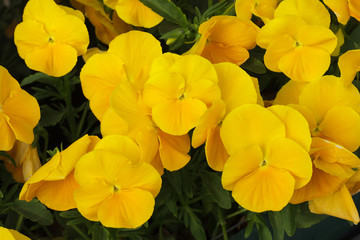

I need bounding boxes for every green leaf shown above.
[21,72,53,87]
[201,172,232,209]
[185,208,206,240]
[282,205,296,237]
[0,151,16,167]
[39,105,66,127]
[91,224,110,240]
[0,190,3,199]
[294,203,327,229]
[138,0,188,27]
[59,209,82,219]
[268,211,284,240]
[241,57,267,74]
[256,223,273,240]
[245,220,255,238]
[11,199,53,225]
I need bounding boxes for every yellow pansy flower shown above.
[235,0,280,23]
[257,16,337,82]
[290,76,360,151]
[324,0,360,25]
[102,79,190,172]
[74,135,162,228]
[0,140,41,183]
[103,0,163,28]
[19,135,99,211]
[0,66,40,151]
[186,16,259,66]
[192,62,258,171]
[143,54,221,135]
[221,104,312,212]
[80,30,162,120]
[14,0,89,77]
[0,227,30,240]
[291,137,360,204]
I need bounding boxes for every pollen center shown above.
[48,36,54,43]
[295,41,301,47]
[179,94,185,100]
[113,185,120,192]
[261,159,267,167]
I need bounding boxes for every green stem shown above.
[208,0,213,7]
[72,225,91,240]
[63,77,77,142]
[218,208,228,240]
[15,214,24,231]
[76,104,88,138]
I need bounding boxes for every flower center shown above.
[48,36,54,43]
[179,93,185,100]
[113,185,120,192]
[260,159,267,167]
[295,41,301,47]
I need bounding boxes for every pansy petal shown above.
[100,108,128,137]
[274,0,331,27]
[232,166,295,212]
[152,98,207,136]
[80,52,126,120]
[290,166,345,204]
[205,125,229,171]
[319,106,360,152]
[214,62,257,113]
[220,104,285,154]
[98,188,155,228]
[74,180,113,221]
[324,0,350,25]
[23,0,66,23]
[36,171,79,211]
[273,80,308,105]
[94,135,141,163]
[158,130,190,171]
[222,144,263,190]
[264,34,295,72]
[309,185,360,224]
[268,105,311,151]
[3,90,40,144]
[0,114,16,151]
[266,138,312,189]
[339,49,360,86]
[297,25,337,53]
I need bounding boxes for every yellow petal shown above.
[309,185,360,224]
[201,43,250,66]
[0,114,16,151]
[339,49,360,86]
[100,108,128,137]
[25,42,78,77]
[205,125,229,171]
[268,105,311,151]
[108,0,163,28]
[274,0,331,27]
[232,166,295,212]
[74,180,113,221]
[235,0,253,20]
[349,0,360,21]
[323,0,350,25]
[278,45,331,82]
[35,171,79,211]
[220,104,285,154]
[108,31,162,89]
[98,189,155,228]
[319,106,360,152]
[214,62,257,113]
[157,130,190,171]
[134,129,159,165]
[0,227,30,240]
[80,52,126,120]
[23,0,66,23]
[192,100,225,148]
[48,14,89,55]
[290,165,345,204]
[256,16,305,49]
[14,20,49,60]
[3,89,40,144]
[152,98,207,136]
[222,144,263,190]
[251,77,264,106]
[266,137,312,189]
[297,25,337,53]
[94,135,141,163]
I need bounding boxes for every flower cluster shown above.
[2,0,360,238]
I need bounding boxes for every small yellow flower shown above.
[339,49,360,86]
[74,135,162,228]
[143,53,221,135]
[0,66,40,151]
[19,135,99,211]
[221,104,312,212]
[14,0,89,77]
[186,16,259,66]
[0,227,30,240]
[0,140,41,183]
[103,0,163,28]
